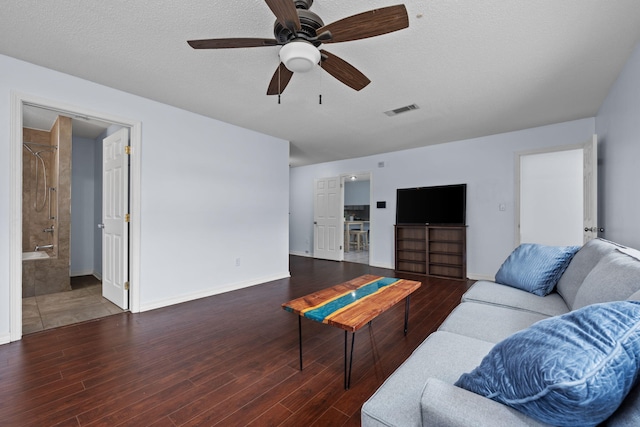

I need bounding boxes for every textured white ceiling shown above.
[3,1,640,166]
[22,105,110,140]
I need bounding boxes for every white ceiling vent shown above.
[384,104,419,117]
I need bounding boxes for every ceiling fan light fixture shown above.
[279,41,320,73]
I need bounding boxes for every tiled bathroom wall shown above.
[22,116,73,297]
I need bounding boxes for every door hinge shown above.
[125,146,131,155]
[124,281,130,290]
[125,213,130,223]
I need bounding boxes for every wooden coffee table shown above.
[282,274,421,389]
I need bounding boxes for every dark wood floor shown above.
[0,256,472,427]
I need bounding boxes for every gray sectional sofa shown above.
[362,238,640,426]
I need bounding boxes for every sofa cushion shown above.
[629,289,640,302]
[438,302,549,343]
[455,301,640,427]
[361,331,495,427]
[572,249,640,310]
[462,281,570,317]
[421,378,551,427]
[495,243,580,296]
[605,382,640,426]
[556,238,620,308]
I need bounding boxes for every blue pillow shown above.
[495,243,580,296]
[455,301,640,427]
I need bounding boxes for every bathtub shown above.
[22,251,50,261]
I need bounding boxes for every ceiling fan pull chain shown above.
[278,63,282,104]
[319,58,323,105]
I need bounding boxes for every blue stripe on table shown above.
[303,277,400,323]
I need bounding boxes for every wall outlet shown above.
[499,203,506,212]
[235,258,241,266]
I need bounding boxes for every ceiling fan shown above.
[188,0,409,95]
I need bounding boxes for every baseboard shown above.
[70,271,102,281]
[0,333,11,346]
[70,269,95,277]
[290,253,393,269]
[467,273,494,281]
[139,271,291,313]
[370,261,394,270]
[289,250,312,257]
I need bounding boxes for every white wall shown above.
[596,41,640,249]
[71,136,96,276]
[290,118,595,278]
[0,54,290,342]
[345,180,370,205]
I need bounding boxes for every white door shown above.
[313,176,343,261]
[102,128,129,309]
[583,134,599,242]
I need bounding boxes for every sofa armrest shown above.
[420,378,551,427]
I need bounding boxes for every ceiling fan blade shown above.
[265,0,301,32]
[320,49,370,91]
[267,63,295,95]
[188,38,279,49]
[317,5,409,44]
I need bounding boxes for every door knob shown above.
[98,223,104,229]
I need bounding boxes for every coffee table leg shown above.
[344,331,356,390]
[404,295,411,335]
[298,316,303,371]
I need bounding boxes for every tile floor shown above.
[344,248,369,264]
[22,275,124,335]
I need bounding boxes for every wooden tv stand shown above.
[394,225,467,280]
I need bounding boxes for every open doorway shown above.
[343,173,371,265]
[21,106,127,333]
[516,135,598,247]
[9,93,142,342]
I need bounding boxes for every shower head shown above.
[22,143,36,156]
[23,141,57,153]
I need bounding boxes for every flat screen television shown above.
[396,184,466,225]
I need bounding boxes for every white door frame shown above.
[9,91,142,342]
[514,142,588,247]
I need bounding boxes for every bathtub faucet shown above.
[34,244,54,251]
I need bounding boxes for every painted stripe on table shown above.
[301,277,401,323]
